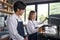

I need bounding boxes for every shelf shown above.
[0,1,13,8]
[0,9,13,14]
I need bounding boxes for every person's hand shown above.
[24,36,28,40]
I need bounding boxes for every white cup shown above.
[45,27,49,31]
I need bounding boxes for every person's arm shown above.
[7,18,24,40]
[35,21,44,28]
[24,26,28,40]
[36,21,42,25]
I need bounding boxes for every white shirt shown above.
[27,20,41,34]
[7,14,24,40]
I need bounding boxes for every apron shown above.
[17,20,25,38]
[28,32,37,40]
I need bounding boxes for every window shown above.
[26,5,35,21]
[37,4,48,23]
[50,3,60,15]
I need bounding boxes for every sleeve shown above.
[7,18,24,40]
[27,21,38,33]
[36,21,42,25]
[36,21,44,28]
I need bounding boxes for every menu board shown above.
[0,17,4,27]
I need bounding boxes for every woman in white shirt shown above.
[27,11,39,40]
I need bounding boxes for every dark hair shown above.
[13,1,26,12]
[28,11,36,20]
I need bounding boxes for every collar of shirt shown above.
[13,14,22,21]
